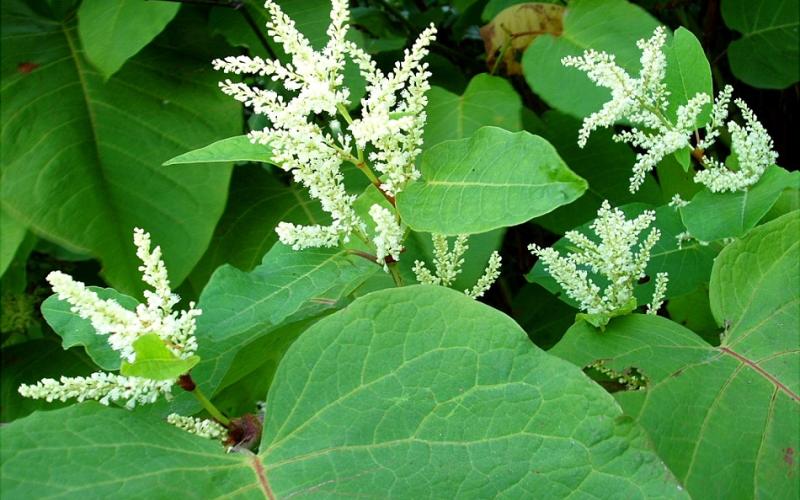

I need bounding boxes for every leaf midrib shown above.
[61,22,131,277]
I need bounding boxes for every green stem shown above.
[191,386,231,427]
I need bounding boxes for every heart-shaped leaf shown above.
[680,166,799,241]
[1,286,689,497]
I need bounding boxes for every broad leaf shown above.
[255,285,686,497]
[397,127,587,235]
[120,334,199,381]
[77,0,179,79]
[0,287,691,496]
[193,244,377,395]
[164,136,274,165]
[424,73,522,147]
[522,0,660,117]
[41,287,139,371]
[551,211,799,498]
[680,166,798,241]
[529,204,718,303]
[0,403,258,497]
[1,5,240,293]
[722,0,799,89]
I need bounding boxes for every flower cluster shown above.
[18,229,200,409]
[413,234,502,299]
[369,204,404,267]
[529,201,667,327]
[647,272,669,315]
[167,413,226,441]
[563,27,777,194]
[693,96,778,192]
[213,0,435,258]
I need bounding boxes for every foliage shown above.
[1,0,797,498]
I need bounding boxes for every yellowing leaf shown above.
[480,2,564,74]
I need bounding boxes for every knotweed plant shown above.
[18,229,199,409]
[563,27,778,193]
[18,229,233,442]
[213,0,436,282]
[413,234,502,299]
[529,201,668,328]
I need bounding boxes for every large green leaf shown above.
[77,0,179,79]
[680,166,799,241]
[185,167,326,293]
[522,0,660,118]
[0,287,690,496]
[0,403,258,497]
[41,287,139,371]
[164,136,274,166]
[551,211,800,498]
[1,4,240,293]
[722,0,799,89]
[424,73,522,147]
[397,127,587,235]
[255,285,685,497]
[193,244,377,396]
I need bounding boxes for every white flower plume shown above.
[563,27,777,194]
[18,229,200,409]
[213,0,436,252]
[529,201,667,325]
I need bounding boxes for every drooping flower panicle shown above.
[213,0,436,256]
[563,27,778,194]
[18,229,200,409]
[529,201,667,326]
